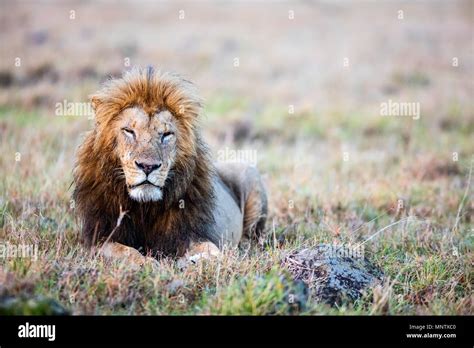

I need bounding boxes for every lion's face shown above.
[115,106,178,202]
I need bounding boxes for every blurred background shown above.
[1,1,472,110]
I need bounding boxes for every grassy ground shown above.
[0,1,473,315]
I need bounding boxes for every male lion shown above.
[73,67,267,267]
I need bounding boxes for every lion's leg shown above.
[100,242,158,269]
[242,166,268,242]
[216,163,268,245]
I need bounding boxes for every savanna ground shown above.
[0,1,472,315]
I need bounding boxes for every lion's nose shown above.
[135,160,162,175]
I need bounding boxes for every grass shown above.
[0,99,472,315]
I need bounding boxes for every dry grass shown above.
[0,1,473,315]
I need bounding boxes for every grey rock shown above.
[284,244,383,305]
[0,295,70,315]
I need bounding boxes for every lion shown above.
[73,67,267,267]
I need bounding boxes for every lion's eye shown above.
[161,132,174,144]
[122,127,135,139]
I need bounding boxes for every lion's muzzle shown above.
[126,159,168,202]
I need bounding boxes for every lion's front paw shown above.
[177,241,221,269]
[100,242,158,270]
